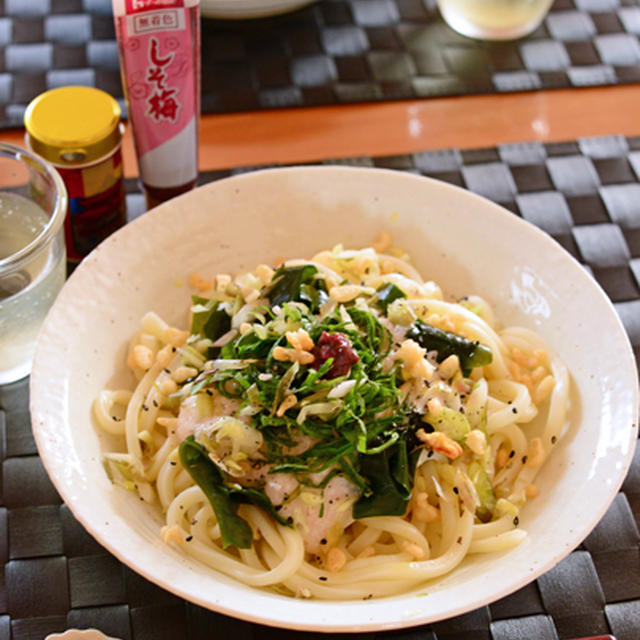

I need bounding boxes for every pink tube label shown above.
[113,0,200,188]
[125,0,184,13]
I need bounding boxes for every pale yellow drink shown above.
[437,0,554,39]
[0,192,66,383]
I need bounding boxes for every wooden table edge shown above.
[1,85,639,177]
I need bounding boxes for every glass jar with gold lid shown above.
[24,86,127,261]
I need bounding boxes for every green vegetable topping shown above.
[428,407,471,444]
[374,282,407,311]
[467,460,496,523]
[405,319,492,375]
[353,437,418,518]
[158,259,504,545]
[264,264,327,311]
[179,436,289,549]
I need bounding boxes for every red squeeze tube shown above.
[112,0,200,209]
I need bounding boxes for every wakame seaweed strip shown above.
[352,441,414,518]
[179,438,291,550]
[406,319,492,375]
[190,297,231,357]
[391,434,419,495]
[374,282,407,311]
[226,485,291,528]
[299,281,329,313]
[264,264,319,307]
[203,307,231,343]
[179,437,254,549]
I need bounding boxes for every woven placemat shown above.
[2,134,640,640]
[1,0,640,127]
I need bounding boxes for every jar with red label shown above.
[24,87,127,262]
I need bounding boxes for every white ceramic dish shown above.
[201,0,317,19]
[46,630,120,640]
[30,166,638,632]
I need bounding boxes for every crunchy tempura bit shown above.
[326,547,347,572]
[370,230,393,253]
[161,524,184,546]
[416,429,463,459]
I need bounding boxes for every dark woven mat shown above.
[2,0,640,127]
[2,134,640,640]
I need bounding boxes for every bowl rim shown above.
[30,165,639,632]
[200,0,317,19]
[0,141,68,275]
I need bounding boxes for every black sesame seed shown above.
[170,461,177,466]
[513,516,519,526]
[186,535,193,542]
[152,399,158,407]
[142,404,149,411]
[453,486,459,494]
[521,456,528,464]
[320,538,327,545]
[509,450,515,458]
[551,435,557,444]
[319,576,328,582]
[512,407,518,414]
[164,368,171,374]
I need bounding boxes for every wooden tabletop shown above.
[1,84,639,175]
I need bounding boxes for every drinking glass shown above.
[0,143,67,384]
[437,0,554,40]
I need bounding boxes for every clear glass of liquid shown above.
[0,143,67,384]
[437,0,554,40]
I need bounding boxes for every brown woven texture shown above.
[2,0,640,127]
[2,134,640,639]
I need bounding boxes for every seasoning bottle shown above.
[24,87,127,262]
[112,0,200,210]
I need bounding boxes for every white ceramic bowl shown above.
[30,167,638,632]
[46,630,120,640]
[201,0,317,19]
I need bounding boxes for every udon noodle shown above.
[94,235,569,600]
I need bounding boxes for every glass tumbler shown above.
[437,0,554,40]
[0,143,67,384]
